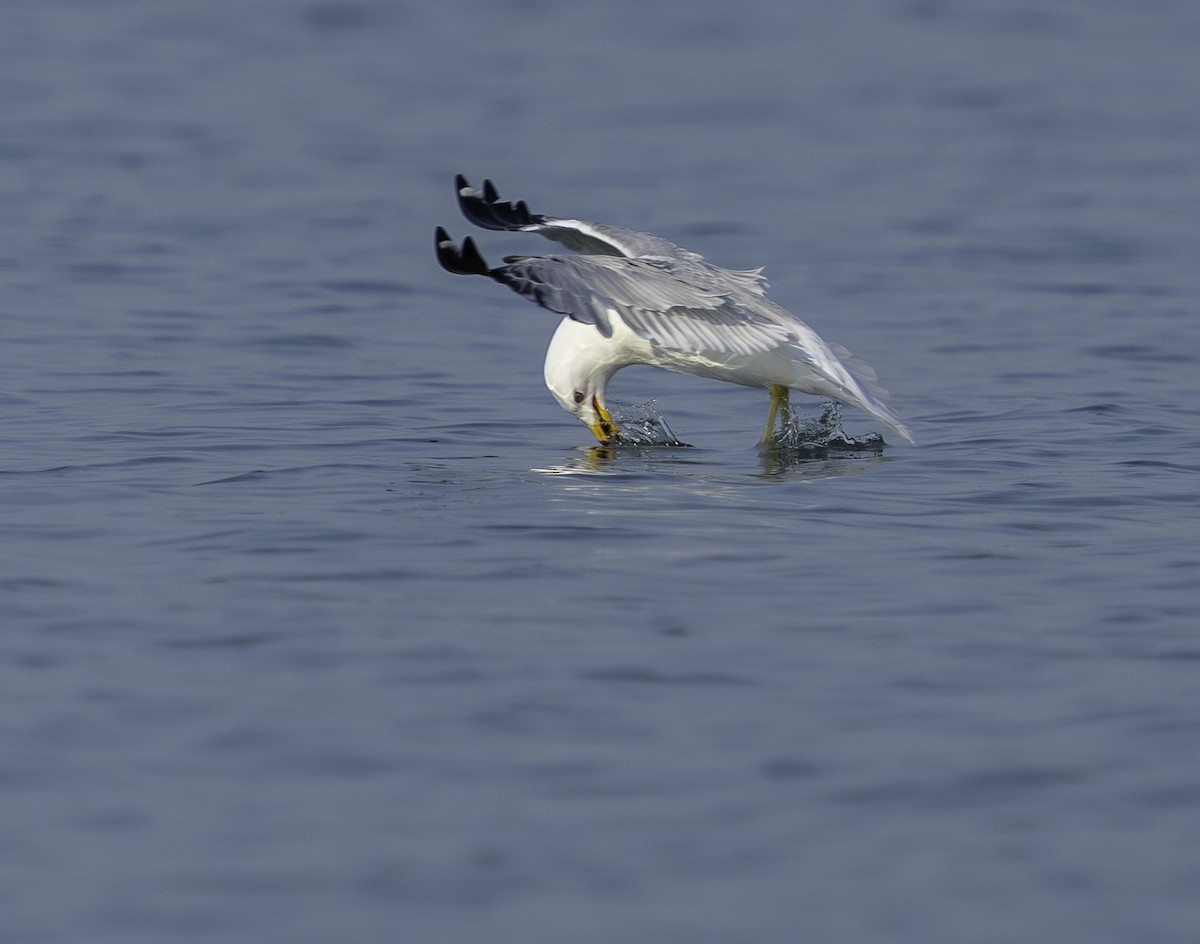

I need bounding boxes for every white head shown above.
[543,319,621,443]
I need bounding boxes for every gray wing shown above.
[436,225,791,354]
[455,174,707,263]
[488,253,795,355]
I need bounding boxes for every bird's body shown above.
[436,176,913,445]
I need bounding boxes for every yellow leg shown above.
[760,385,791,445]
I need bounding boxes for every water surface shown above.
[2,1,1200,942]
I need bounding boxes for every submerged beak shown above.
[587,395,619,444]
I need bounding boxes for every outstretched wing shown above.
[455,174,706,262]
[437,227,792,355]
[455,175,769,295]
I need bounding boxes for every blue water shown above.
[3,1,1200,941]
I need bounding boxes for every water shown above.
[2,1,1199,941]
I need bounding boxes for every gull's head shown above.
[549,384,619,444]
[544,320,621,444]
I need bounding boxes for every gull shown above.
[435,175,913,446]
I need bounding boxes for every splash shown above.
[763,400,886,456]
[608,400,690,447]
[602,398,887,454]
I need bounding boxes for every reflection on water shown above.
[537,400,890,477]
[533,444,695,477]
[535,441,883,486]
[537,419,888,483]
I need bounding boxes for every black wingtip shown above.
[435,227,490,276]
[461,236,488,273]
[454,175,542,232]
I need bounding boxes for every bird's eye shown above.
[572,390,586,405]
